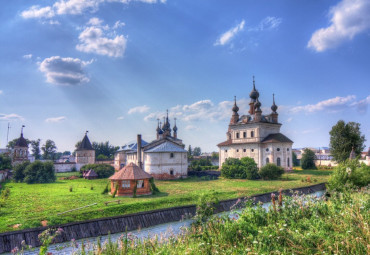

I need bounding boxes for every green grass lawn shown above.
[0,170,331,233]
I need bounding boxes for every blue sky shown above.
[0,0,369,152]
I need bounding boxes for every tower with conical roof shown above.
[75,131,95,170]
[173,118,178,139]
[230,96,239,124]
[12,125,29,165]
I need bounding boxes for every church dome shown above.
[15,133,28,147]
[232,96,239,113]
[249,77,259,100]
[254,99,261,109]
[271,94,278,113]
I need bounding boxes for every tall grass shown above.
[55,186,369,254]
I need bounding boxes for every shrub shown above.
[328,159,370,191]
[102,183,109,194]
[149,178,159,194]
[259,163,284,180]
[13,161,30,182]
[22,161,56,184]
[221,157,259,180]
[0,154,12,170]
[190,158,213,171]
[301,149,317,169]
[80,164,115,178]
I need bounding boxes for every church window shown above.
[243,149,246,152]
[287,158,290,167]
[137,180,144,188]
[236,149,239,152]
[225,150,228,153]
[251,149,254,152]
[251,131,254,137]
[170,153,174,158]
[243,132,247,138]
[277,148,280,152]
[170,169,174,175]
[287,148,290,151]
[122,180,130,188]
[266,158,269,164]
[277,157,281,166]
[266,148,269,152]
[236,132,240,139]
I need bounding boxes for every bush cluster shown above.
[328,159,370,191]
[221,157,259,180]
[190,158,217,171]
[13,161,56,184]
[80,164,115,178]
[259,163,284,180]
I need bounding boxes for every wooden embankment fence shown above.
[0,183,326,253]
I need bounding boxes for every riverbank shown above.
[0,170,331,234]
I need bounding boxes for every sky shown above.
[0,0,369,153]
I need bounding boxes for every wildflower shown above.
[253,240,258,244]
[246,248,251,251]
[11,247,19,254]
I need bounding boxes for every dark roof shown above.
[109,162,152,180]
[217,140,233,147]
[261,133,293,143]
[15,133,28,147]
[85,169,98,177]
[77,134,94,151]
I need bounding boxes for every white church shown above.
[218,78,293,171]
[114,112,188,179]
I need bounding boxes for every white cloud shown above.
[23,54,33,59]
[39,56,93,86]
[128,105,150,114]
[45,116,67,123]
[113,20,125,29]
[251,16,282,31]
[21,0,164,19]
[214,20,245,46]
[185,125,198,131]
[308,0,370,52]
[76,21,127,57]
[0,90,3,95]
[0,113,24,121]
[351,95,370,113]
[117,116,125,120]
[291,95,356,113]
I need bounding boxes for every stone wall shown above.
[54,162,76,173]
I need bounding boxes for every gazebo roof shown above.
[109,162,152,180]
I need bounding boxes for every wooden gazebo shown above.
[109,162,152,196]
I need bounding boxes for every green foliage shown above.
[80,164,115,178]
[221,157,259,180]
[0,154,12,170]
[149,178,160,194]
[23,161,56,184]
[193,147,202,156]
[292,152,299,167]
[211,152,219,160]
[13,161,30,182]
[76,141,119,159]
[41,140,57,160]
[301,148,317,170]
[0,187,10,208]
[102,183,109,194]
[30,139,41,160]
[97,154,108,160]
[328,159,370,192]
[259,163,284,180]
[190,158,214,171]
[194,191,219,224]
[112,183,118,198]
[329,120,366,163]
[52,189,369,255]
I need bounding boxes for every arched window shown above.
[236,149,239,152]
[266,158,269,164]
[170,169,174,175]
[277,148,280,152]
[243,132,247,138]
[236,132,240,139]
[287,158,290,167]
[251,131,254,137]
[277,157,281,166]
[170,153,174,158]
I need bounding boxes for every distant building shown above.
[12,129,29,166]
[218,78,293,171]
[75,132,96,170]
[116,111,188,179]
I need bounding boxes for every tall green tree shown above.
[329,120,366,163]
[301,149,316,170]
[75,141,118,159]
[193,147,202,156]
[41,140,57,160]
[0,154,12,170]
[30,139,41,160]
[292,152,300,167]
[187,145,192,157]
